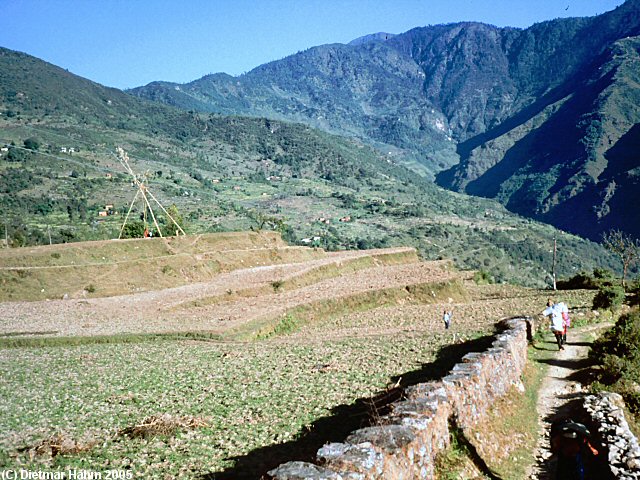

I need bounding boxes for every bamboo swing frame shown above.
[115,147,186,239]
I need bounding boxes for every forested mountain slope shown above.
[0,47,619,286]
[130,0,640,240]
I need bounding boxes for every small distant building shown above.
[233,185,242,191]
[98,211,108,217]
[105,173,112,179]
[60,147,67,153]
[339,215,351,223]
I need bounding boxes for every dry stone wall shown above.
[584,392,640,479]
[268,317,531,479]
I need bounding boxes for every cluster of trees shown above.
[1,220,78,247]
[119,204,185,239]
[557,230,639,312]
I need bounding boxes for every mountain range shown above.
[0,43,621,286]
[130,0,640,241]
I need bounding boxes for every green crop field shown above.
[0,331,486,478]
[0,269,597,478]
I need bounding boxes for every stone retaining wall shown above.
[268,317,531,479]
[584,392,640,479]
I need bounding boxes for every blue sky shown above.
[0,0,626,89]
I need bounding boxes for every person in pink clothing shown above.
[557,301,570,344]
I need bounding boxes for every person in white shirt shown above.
[542,299,565,350]
[443,309,452,329]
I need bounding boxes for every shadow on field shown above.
[201,331,499,480]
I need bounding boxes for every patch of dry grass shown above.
[17,432,98,460]
[118,414,209,439]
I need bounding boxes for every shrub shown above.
[629,277,640,307]
[23,137,41,151]
[590,311,640,415]
[593,268,615,282]
[120,221,145,239]
[558,268,616,290]
[592,284,625,311]
[161,265,174,275]
[557,272,598,290]
[473,270,494,285]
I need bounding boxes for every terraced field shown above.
[0,233,597,478]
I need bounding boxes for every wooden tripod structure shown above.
[116,147,186,239]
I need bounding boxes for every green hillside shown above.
[0,47,621,287]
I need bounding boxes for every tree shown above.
[602,230,640,290]
[5,146,28,162]
[250,211,284,232]
[121,221,145,239]
[161,204,185,236]
[23,137,41,151]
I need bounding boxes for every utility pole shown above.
[4,223,7,248]
[552,234,557,291]
[47,225,52,245]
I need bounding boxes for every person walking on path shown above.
[443,309,452,330]
[550,418,601,480]
[542,299,565,350]
[557,301,570,344]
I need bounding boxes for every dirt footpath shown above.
[529,325,611,479]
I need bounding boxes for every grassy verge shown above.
[435,424,484,479]
[0,331,226,349]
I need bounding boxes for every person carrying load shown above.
[542,298,565,350]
